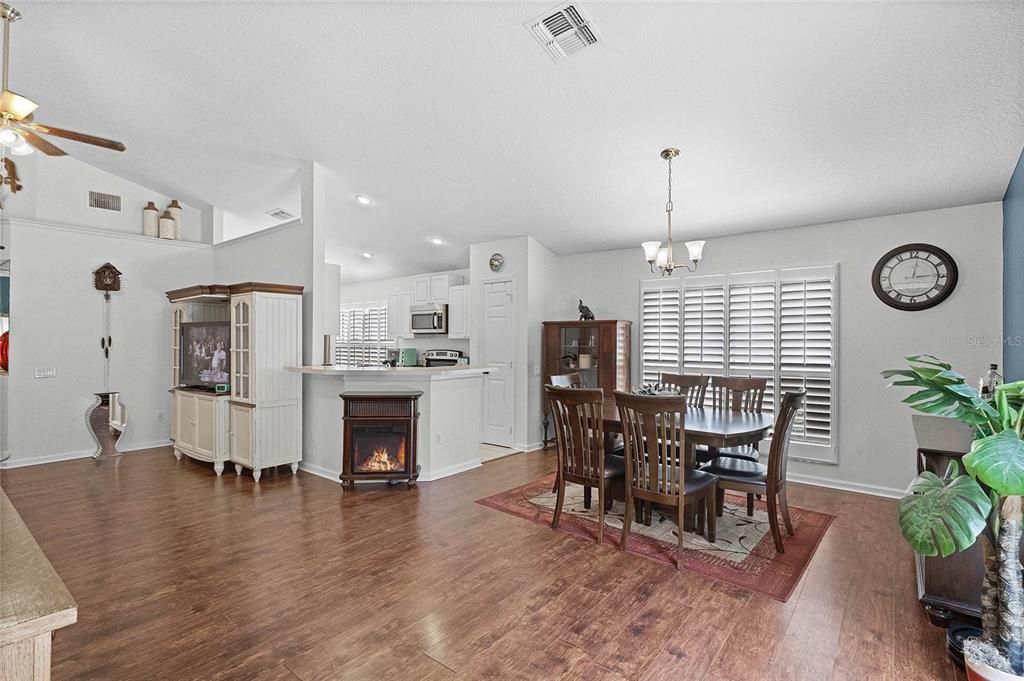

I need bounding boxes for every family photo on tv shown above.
[181,323,230,385]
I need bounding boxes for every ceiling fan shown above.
[0,3,126,158]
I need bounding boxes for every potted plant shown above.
[884,355,1024,680]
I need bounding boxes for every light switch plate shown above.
[34,366,56,379]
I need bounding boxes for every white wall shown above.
[4,220,212,466]
[551,202,1003,495]
[4,155,203,242]
[526,238,559,448]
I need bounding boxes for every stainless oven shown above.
[410,304,448,335]
[422,349,463,367]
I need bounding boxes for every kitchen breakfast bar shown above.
[289,365,492,483]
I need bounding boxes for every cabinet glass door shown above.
[232,299,252,402]
[171,305,184,386]
[559,325,600,388]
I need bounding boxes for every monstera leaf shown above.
[965,429,1024,496]
[882,355,999,432]
[897,462,991,557]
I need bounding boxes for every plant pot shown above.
[967,657,1024,681]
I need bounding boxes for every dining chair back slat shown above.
[659,373,710,407]
[769,390,806,485]
[710,376,768,413]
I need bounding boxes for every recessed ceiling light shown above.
[354,194,374,206]
[360,251,374,259]
[428,236,446,245]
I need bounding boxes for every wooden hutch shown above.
[166,283,303,481]
[541,319,632,448]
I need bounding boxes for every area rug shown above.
[477,474,834,602]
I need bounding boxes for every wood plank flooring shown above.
[0,448,966,681]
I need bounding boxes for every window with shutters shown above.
[640,282,682,384]
[642,266,838,463]
[337,303,393,366]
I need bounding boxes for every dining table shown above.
[599,396,774,530]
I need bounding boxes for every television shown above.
[179,322,230,389]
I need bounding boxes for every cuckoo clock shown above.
[93,263,122,292]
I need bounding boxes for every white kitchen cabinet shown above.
[386,292,401,341]
[173,389,230,475]
[412,273,463,306]
[413,277,431,305]
[447,284,469,339]
[399,290,414,339]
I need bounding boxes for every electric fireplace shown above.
[340,391,421,488]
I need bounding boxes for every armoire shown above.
[166,283,303,481]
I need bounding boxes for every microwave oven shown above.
[410,304,448,335]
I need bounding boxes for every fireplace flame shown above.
[364,446,401,472]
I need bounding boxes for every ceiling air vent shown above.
[266,208,295,221]
[88,191,122,213]
[525,3,600,63]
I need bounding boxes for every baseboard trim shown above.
[117,439,172,453]
[0,448,95,469]
[297,461,340,483]
[419,459,482,482]
[787,472,905,500]
[516,441,543,453]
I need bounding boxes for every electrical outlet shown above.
[533,365,540,377]
[434,433,441,445]
[33,366,56,379]
[156,411,165,422]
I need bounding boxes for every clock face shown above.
[872,243,958,311]
[489,253,504,272]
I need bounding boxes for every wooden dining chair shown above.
[659,373,710,407]
[696,376,770,465]
[614,391,718,569]
[701,390,806,553]
[545,385,625,544]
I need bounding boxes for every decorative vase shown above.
[142,201,159,237]
[166,199,182,240]
[158,210,175,239]
[578,354,593,369]
[966,657,1024,681]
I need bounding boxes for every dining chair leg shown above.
[746,493,755,517]
[583,486,592,510]
[552,476,566,530]
[597,482,606,545]
[716,487,725,518]
[604,490,614,512]
[675,499,685,571]
[643,500,653,527]
[551,473,558,494]
[779,486,794,536]
[620,491,634,551]
[695,498,706,536]
[766,492,785,553]
[706,488,717,543]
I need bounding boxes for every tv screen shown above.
[180,322,230,387]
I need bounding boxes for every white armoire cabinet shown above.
[167,283,303,482]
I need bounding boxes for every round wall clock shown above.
[489,253,504,272]
[872,243,958,311]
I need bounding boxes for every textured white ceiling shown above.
[11,1,1024,281]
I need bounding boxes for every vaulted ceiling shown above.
[12,1,1024,281]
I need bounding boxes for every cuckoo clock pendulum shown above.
[92,263,121,389]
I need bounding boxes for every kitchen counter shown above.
[0,489,77,678]
[296,365,489,483]
[289,365,490,378]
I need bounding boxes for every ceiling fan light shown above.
[641,241,661,263]
[685,240,705,262]
[10,138,32,155]
[0,126,18,147]
[0,91,39,121]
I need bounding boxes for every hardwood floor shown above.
[0,448,965,681]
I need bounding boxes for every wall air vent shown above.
[266,208,295,221]
[525,3,600,63]
[88,191,122,212]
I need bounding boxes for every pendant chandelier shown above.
[640,148,704,276]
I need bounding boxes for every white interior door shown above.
[481,280,514,447]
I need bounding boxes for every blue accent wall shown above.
[1005,146,1024,380]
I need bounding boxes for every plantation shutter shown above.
[779,266,836,462]
[682,275,726,376]
[640,281,682,383]
[727,272,777,416]
[337,303,392,366]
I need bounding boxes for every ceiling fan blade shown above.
[19,129,66,156]
[21,122,125,152]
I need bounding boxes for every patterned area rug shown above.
[477,474,834,601]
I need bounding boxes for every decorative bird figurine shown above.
[578,299,595,321]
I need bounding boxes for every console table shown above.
[0,490,77,680]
